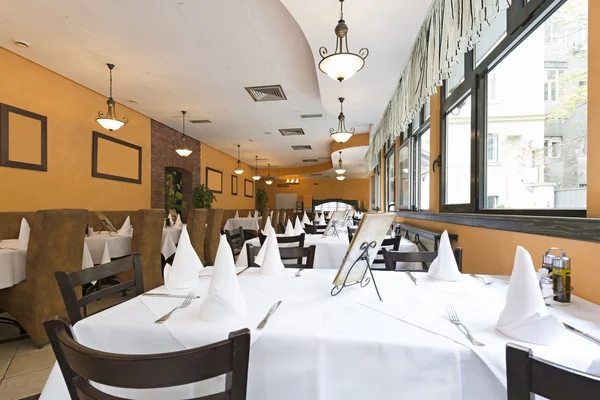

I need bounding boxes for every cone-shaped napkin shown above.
[270,210,274,217]
[82,243,94,270]
[163,227,203,289]
[314,212,320,223]
[248,211,252,218]
[174,214,183,228]
[254,210,259,218]
[167,213,174,226]
[294,216,305,235]
[319,214,326,225]
[301,212,310,226]
[256,229,284,275]
[118,216,132,235]
[18,218,30,250]
[101,243,111,265]
[198,235,247,323]
[327,211,333,219]
[235,210,239,219]
[496,246,564,345]
[262,217,273,236]
[428,231,463,281]
[285,220,295,236]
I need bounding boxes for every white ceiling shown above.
[0,0,430,172]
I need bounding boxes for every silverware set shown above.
[446,304,485,346]
[155,291,194,324]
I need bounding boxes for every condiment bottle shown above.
[552,253,572,303]
[542,248,563,273]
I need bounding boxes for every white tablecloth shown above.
[162,226,183,246]
[0,240,26,290]
[224,217,260,232]
[85,232,132,264]
[235,234,419,270]
[40,270,600,400]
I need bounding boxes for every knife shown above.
[405,271,418,285]
[256,301,282,330]
[143,293,201,299]
[564,323,600,346]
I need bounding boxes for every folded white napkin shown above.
[294,216,305,235]
[314,212,320,222]
[174,214,183,228]
[254,210,258,218]
[270,210,273,218]
[198,235,247,323]
[496,246,564,345]
[428,231,463,281]
[319,214,326,225]
[285,220,295,236]
[248,211,252,218]
[256,229,284,275]
[235,210,239,219]
[163,227,203,289]
[262,217,273,236]
[18,218,30,250]
[167,213,174,226]
[82,243,94,270]
[118,216,133,236]
[301,212,310,226]
[327,211,333,219]
[101,242,111,265]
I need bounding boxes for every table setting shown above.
[223,210,260,232]
[0,218,29,289]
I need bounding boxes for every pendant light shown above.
[335,151,347,174]
[330,97,355,143]
[265,164,273,185]
[233,145,244,175]
[336,175,346,181]
[252,156,261,181]
[96,63,128,131]
[318,0,369,83]
[175,111,193,157]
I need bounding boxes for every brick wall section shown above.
[151,119,200,221]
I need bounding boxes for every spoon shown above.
[470,274,494,285]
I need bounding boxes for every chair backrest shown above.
[258,233,305,247]
[272,210,279,232]
[205,208,224,265]
[506,343,600,400]
[225,227,245,255]
[381,248,463,271]
[246,243,316,269]
[130,209,164,291]
[187,209,208,264]
[260,209,270,231]
[304,224,327,235]
[373,236,401,265]
[55,254,144,325]
[44,317,250,400]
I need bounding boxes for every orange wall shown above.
[0,48,151,211]
[257,178,369,210]
[201,144,255,210]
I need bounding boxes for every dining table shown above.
[224,217,260,232]
[85,232,133,264]
[39,268,600,400]
[0,239,26,290]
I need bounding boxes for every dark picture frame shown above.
[244,179,254,198]
[92,131,142,184]
[0,103,48,171]
[231,175,238,196]
[206,167,223,194]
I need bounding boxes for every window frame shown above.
[396,137,412,211]
[440,0,586,217]
[384,143,396,211]
[414,107,431,211]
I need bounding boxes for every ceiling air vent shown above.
[300,113,324,120]
[189,119,211,124]
[310,173,322,176]
[245,85,287,102]
[303,159,318,163]
[291,145,312,151]
[279,128,305,136]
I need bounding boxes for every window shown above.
[443,96,472,206]
[487,196,499,209]
[476,8,507,65]
[544,137,562,158]
[370,166,380,210]
[397,144,410,209]
[385,147,395,211]
[315,202,354,213]
[487,134,499,163]
[545,13,566,44]
[488,74,497,101]
[419,129,431,210]
[544,68,565,101]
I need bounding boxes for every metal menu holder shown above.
[331,212,395,301]
[95,212,117,233]
[322,210,347,239]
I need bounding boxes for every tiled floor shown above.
[0,290,134,400]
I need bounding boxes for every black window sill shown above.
[394,211,600,243]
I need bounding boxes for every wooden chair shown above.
[55,254,144,325]
[246,244,316,269]
[258,233,305,247]
[225,227,246,258]
[187,209,208,264]
[205,208,224,266]
[44,317,250,400]
[348,234,400,267]
[304,224,328,235]
[506,343,600,400]
[260,209,270,233]
[346,227,357,243]
[381,248,463,272]
[129,209,164,291]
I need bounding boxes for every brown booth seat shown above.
[127,209,164,291]
[0,212,35,240]
[187,209,208,265]
[205,209,224,266]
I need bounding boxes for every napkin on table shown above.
[174,214,183,228]
[118,216,133,236]
[284,220,295,236]
[255,229,284,275]
[327,211,333,219]
[235,210,239,219]
[319,213,326,225]
[198,234,247,323]
[427,231,463,281]
[262,217,273,236]
[18,218,30,250]
[82,243,94,270]
[496,246,564,345]
[301,212,310,227]
[294,216,305,235]
[101,242,111,265]
[270,210,273,218]
[248,211,252,218]
[163,227,203,289]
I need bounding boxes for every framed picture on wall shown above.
[244,179,254,198]
[206,167,223,194]
[231,175,238,196]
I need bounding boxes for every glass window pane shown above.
[485,0,587,210]
[419,129,431,210]
[476,9,507,65]
[397,146,410,208]
[445,96,472,205]
[446,55,465,96]
[385,152,395,211]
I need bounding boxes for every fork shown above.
[446,305,485,346]
[295,268,304,277]
[470,274,494,285]
[155,291,194,324]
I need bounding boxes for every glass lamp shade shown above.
[252,175,261,181]
[265,178,273,185]
[234,168,244,175]
[330,131,353,144]
[96,117,125,131]
[319,53,365,82]
[336,175,346,181]
[335,167,346,175]
[175,148,193,157]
